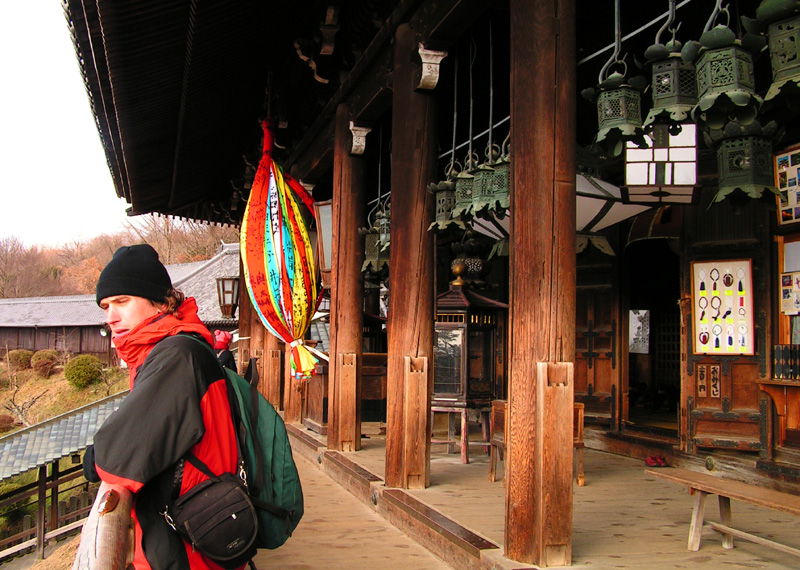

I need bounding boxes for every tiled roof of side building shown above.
[0,243,242,328]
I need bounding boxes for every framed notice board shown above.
[777,144,800,225]
[691,260,754,355]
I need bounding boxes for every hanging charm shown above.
[241,119,324,381]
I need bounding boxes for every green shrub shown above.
[65,355,104,389]
[7,350,33,371]
[31,349,59,378]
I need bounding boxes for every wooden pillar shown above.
[49,462,59,532]
[506,0,576,566]
[266,334,283,409]
[250,312,266,383]
[284,343,302,424]
[328,103,367,452]
[237,260,252,373]
[385,23,437,489]
[36,465,46,559]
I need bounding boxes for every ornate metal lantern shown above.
[683,3,763,130]
[491,138,511,211]
[715,135,775,203]
[597,85,643,141]
[452,168,475,218]
[471,161,496,214]
[760,4,800,101]
[648,56,697,123]
[581,0,646,155]
[433,179,456,223]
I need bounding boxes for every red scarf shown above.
[112,298,213,387]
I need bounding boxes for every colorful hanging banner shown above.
[241,120,323,380]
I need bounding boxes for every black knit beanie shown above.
[96,244,173,305]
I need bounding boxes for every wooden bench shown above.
[647,467,800,557]
[489,400,585,486]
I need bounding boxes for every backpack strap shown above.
[243,358,266,498]
[184,452,220,481]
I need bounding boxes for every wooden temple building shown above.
[64,0,800,566]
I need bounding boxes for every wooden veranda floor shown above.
[282,423,800,570]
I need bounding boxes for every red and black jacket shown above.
[88,299,243,570]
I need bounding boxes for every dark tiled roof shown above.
[0,392,128,480]
[0,296,103,327]
[172,242,240,324]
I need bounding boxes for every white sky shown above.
[0,2,132,248]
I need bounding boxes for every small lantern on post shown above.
[216,276,240,319]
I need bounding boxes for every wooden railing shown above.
[0,464,96,562]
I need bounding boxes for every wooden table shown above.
[430,404,491,464]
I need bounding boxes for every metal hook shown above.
[599,0,624,83]
[655,0,677,45]
[704,0,727,34]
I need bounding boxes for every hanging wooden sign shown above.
[691,260,754,356]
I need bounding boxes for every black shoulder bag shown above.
[162,452,259,568]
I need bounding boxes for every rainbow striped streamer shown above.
[241,120,322,381]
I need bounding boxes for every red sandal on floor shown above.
[645,455,667,467]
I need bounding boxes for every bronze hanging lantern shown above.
[758,2,800,102]
[683,1,764,130]
[471,160,496,215]
[452,164,475,218]
[643,1,697,127]
[706,120,780,204]
[581,0,646,156]
[491,134,511,211]
[628,1,699,204]
[433,178,457,223]
[647,56,697,124]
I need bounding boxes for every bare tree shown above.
[0,217,239,298]
[3,349,47,427]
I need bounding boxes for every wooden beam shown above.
[328,102,367,451]
[284,343,302,424]
[506,0,576,566]
[250,311,266,382]
[237,260,252,373]
[268,343,283,410]
[385,23,437,490]
[287,0,487,180]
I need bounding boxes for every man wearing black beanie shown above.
[80,244,251,570]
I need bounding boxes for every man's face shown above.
[99,295,163,340]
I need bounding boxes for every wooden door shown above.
[575,289,620,427]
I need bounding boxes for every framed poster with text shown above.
[777,144,800,225]
[691,260,754,355]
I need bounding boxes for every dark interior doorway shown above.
[624,238,681,436]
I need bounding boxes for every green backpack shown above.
[186,335,304,549]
